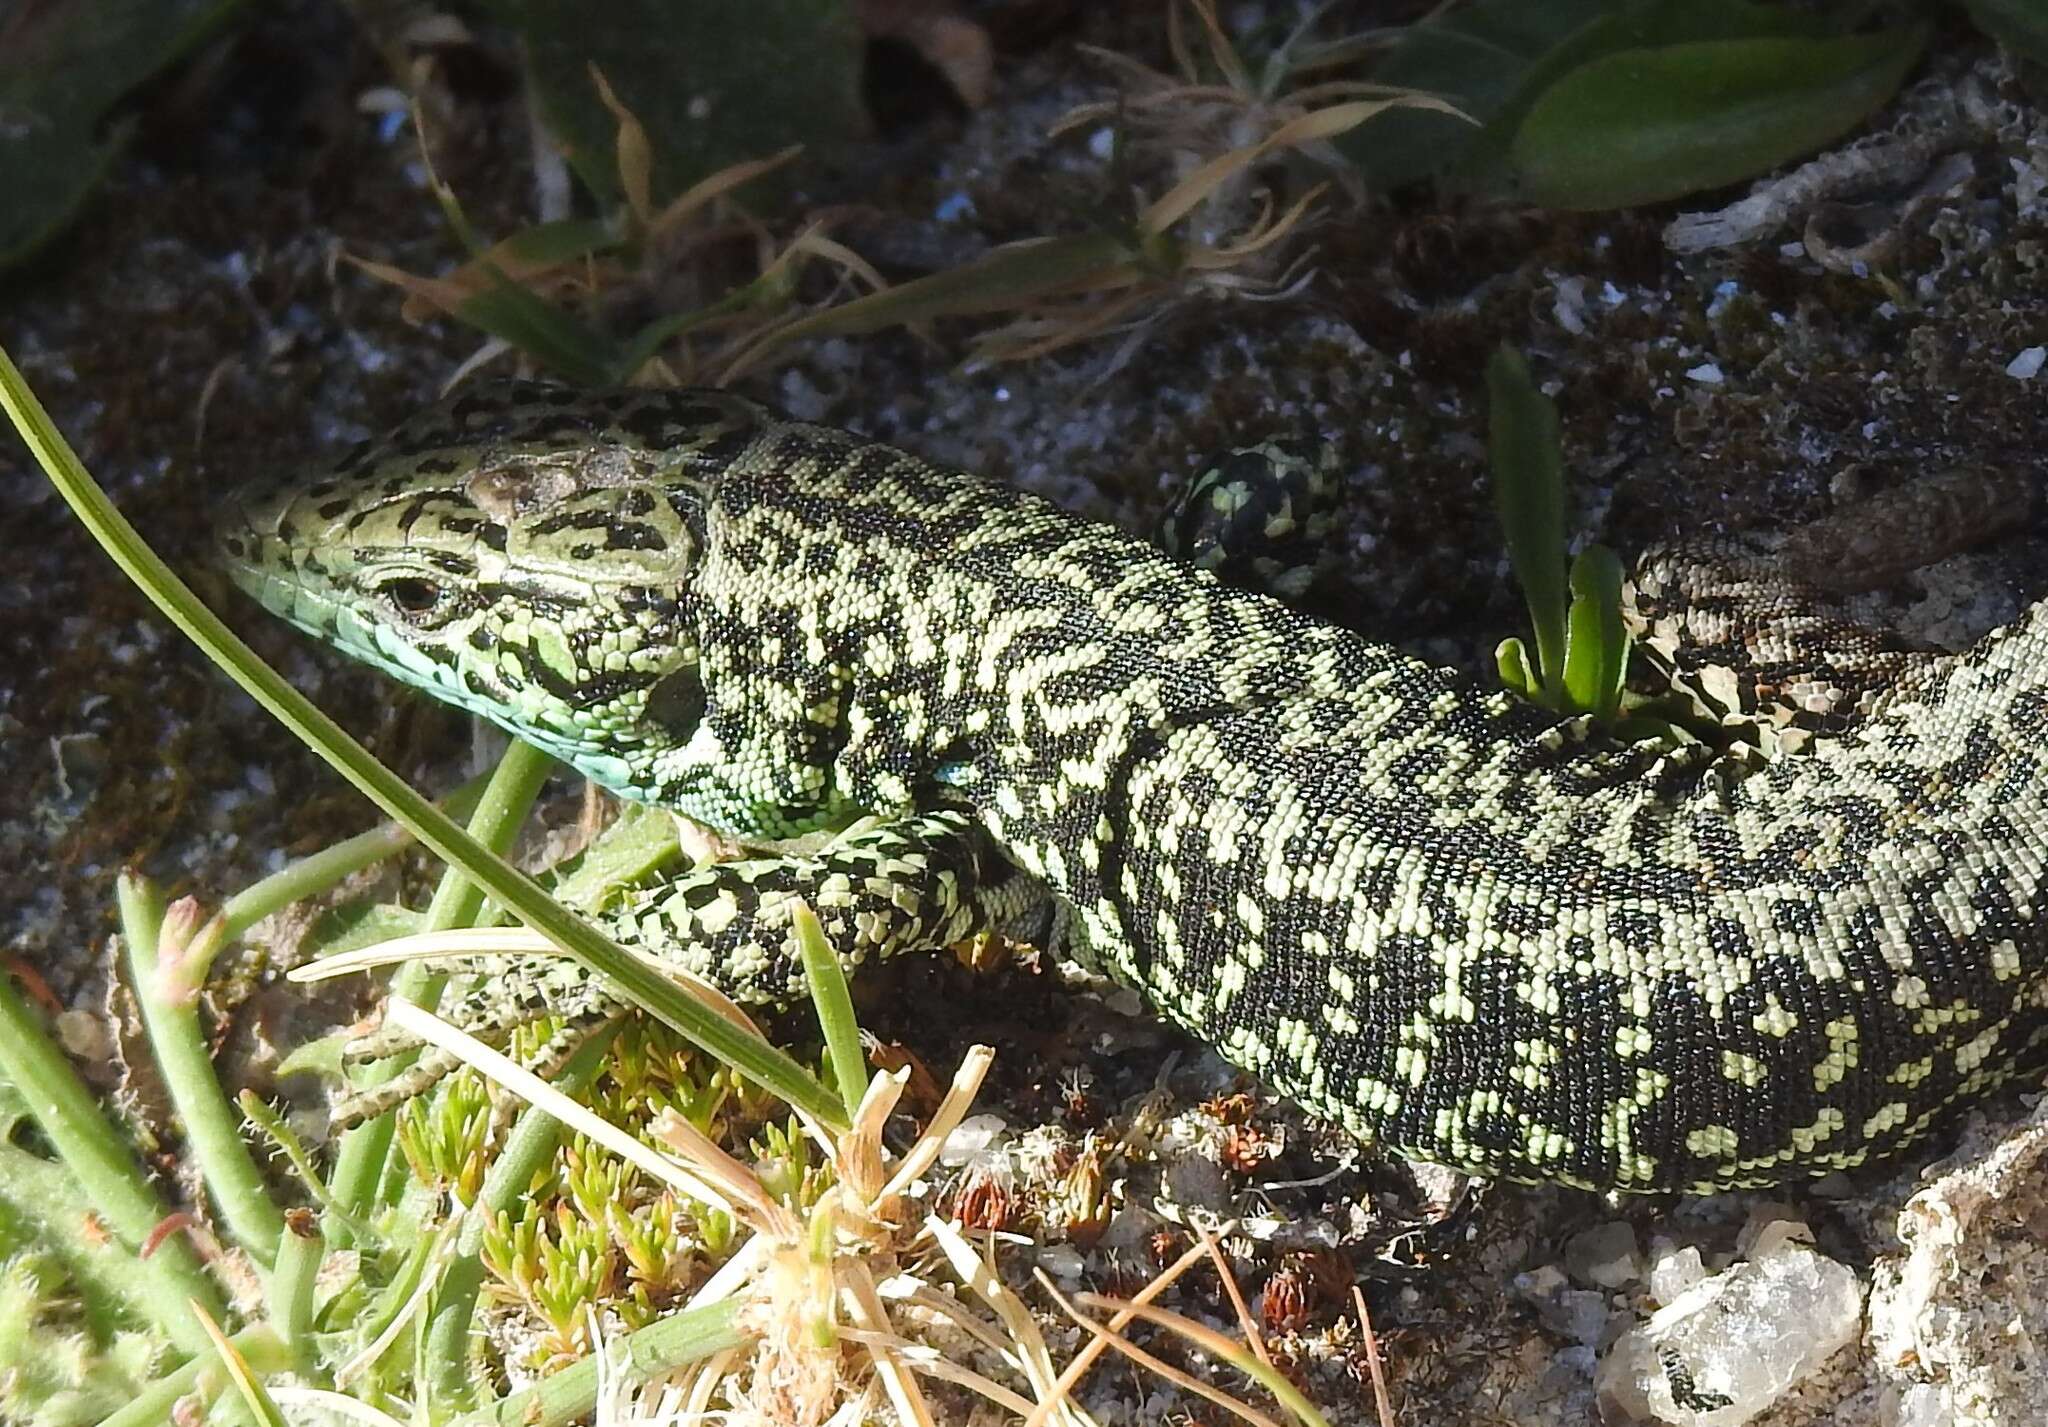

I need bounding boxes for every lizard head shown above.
[216,380,762,793]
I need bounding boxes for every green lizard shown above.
[218,381,2048,1193]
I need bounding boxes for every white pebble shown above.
[939,1113,1007,1167]
[1597,1240,1862,1426]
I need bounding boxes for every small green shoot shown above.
[795,903,869,1121]
[1487,345,1632,722]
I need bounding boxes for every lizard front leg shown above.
[333,809,1040,1124]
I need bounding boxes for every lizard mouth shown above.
[214,483,321,624]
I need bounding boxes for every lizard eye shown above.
[380,577,445,618]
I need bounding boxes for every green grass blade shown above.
[1562,544,1630,720]
[794,903,868,1121]
[1494,635,1541,704]
[1486,345,1569,695]
[0,977,223,1357]
[119,873,288,1267]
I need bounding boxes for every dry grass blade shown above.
[923,1218,1085,1425]
[1193,189,1323,264]
[649,1109,803,1242]
[1020,1236,1210,1427]
[841,1258,939,1427]
[1186,0,1252,92]
[887,1276,1040,1374]
[1035,1270,1286,1427]
[877,1045,996,1201]
[1199,1226,1271,1369]
[1142,96,1452,232]
[836,1063,910,1204]
[290,926,772,1041]
[785,227,889,294]
[286,925,550,980]
[682,1344,742,1419]
[193,1304,287,1427]
[1048,81,1264,136]
[344,254,477,324]
[1351,1284,1397,1427]
[837,1327,1040,1415]
[651,144,805,241]
[589,63,655,227]
[350,234,618,324]
[968,291,1152,365]
[1072,1292,1332,1427]
[266,1387,408,1427]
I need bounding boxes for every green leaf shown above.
[0,0,248,268]
[730,231,1135,373]
[547,803,684,912]
[1495,637,1541,702]
[1562,546,1630,719]
[784,232,1133,333]
[1452,0,1834,194]
[794,904,869,1127]
[1964,0,2048,64]
[452,271,621,387]
[1487,347,1569,696]
[274,1032,348,1082]
[1342,0,1614,191]
[1509,25,1929,210]
[1346,0,1891,198]
[477,0,866,208]
[493,217,625,266]
[301,902,425,963]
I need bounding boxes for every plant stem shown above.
[0,1139,187,1345]
[97,1323,291,1427]
[0,974,223,1358]
[216,770,493,942]
[268,1211,324,1364]
[324,736,557,1230]
[120,872,288,1267]
[252,737,559,1386]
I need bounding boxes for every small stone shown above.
[1885,1382,1954,1427]
[2005,345,2045,380]
[1404,1159,1470,1212]
[1097,1205,1165,1258]
[776,370,830,422]
[939,1113,1006,1167]
[1566,1221,1643,1289]
[1160,1148,1231,1210]
[1036,1244,1086,1282]
[1735,1204,1815,1260]
[1597,1241,1863,1427]
[1649,1243,1710,1305]
[1547,1344,1598,1393]
[1686,362,1725,385]
[1516,1264,1617,1347]
[54,1009,113,1061]
[1554,276,1589,335]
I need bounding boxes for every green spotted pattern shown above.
[218,382,2048,1193]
